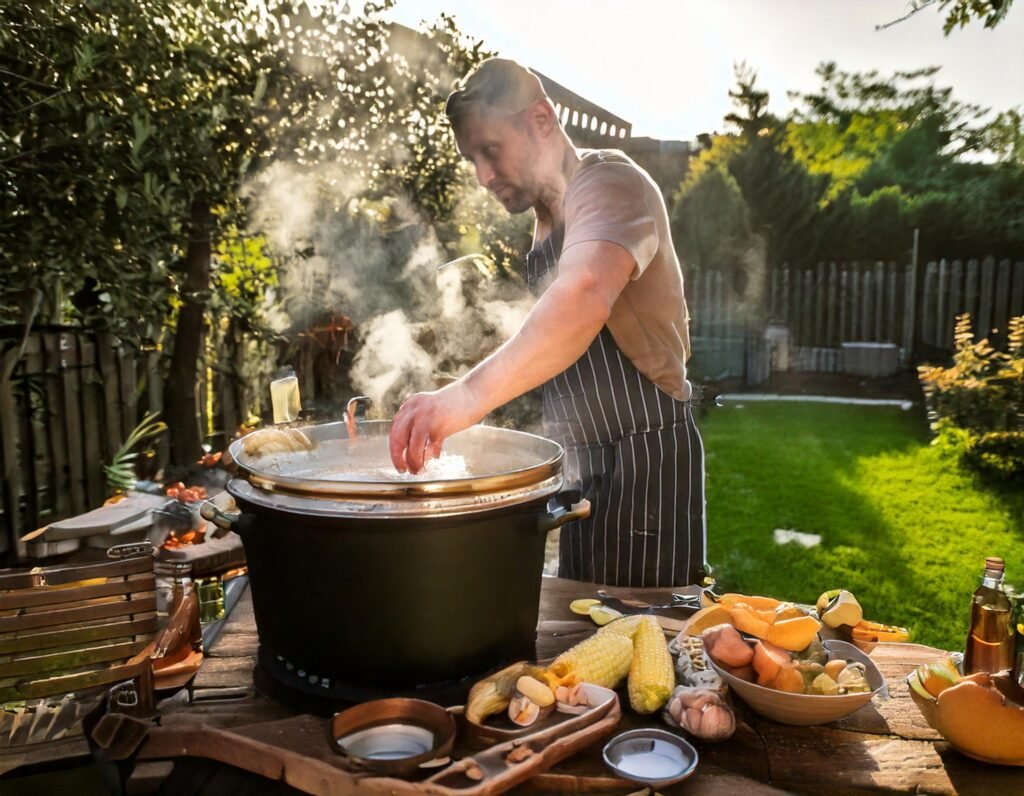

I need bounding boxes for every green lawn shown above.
[699,400,1024,652]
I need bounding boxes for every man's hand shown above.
[388,381,485,473]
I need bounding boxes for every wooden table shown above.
[136,578,1024,795]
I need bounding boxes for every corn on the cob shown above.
[628,615,675,714]
[466,661,542,724]
[549,631,634,689]
[596,614,643,639]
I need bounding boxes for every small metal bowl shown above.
[328,698,456,777]
[603,728,699,787]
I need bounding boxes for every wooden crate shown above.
[0,551,156,749]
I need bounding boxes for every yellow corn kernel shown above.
[550,631,634,689]
[628,615,675,714]
[596,614,643,639]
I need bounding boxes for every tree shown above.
[876,0,1015,34]
[673,65,822,278]
[671,58,1024,271]
[785,62,1024,261]
[785,63,990,200]
[2,2,496,464]
[983,108,1024,165]
[724,62,771,141]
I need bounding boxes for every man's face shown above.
[453,108,538,215]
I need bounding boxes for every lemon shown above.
[569,598,601,615]
[588,605,624,626]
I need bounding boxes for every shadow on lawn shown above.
[702,402,1000,649]
[964,469,1024,541]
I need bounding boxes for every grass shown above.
[698,401,1024,652]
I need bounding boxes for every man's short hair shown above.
[445,58,548,126]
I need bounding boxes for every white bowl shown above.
[603,728,699,787]
[708,639,887,726]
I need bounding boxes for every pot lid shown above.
[228,420,564,502]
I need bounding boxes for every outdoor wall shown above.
[621,136,692,197]
[536,71,691,198]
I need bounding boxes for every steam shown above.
[235,15,541,418]
[245,160,536,414]
[349,309,434,407]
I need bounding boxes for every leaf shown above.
[131,112,153,154]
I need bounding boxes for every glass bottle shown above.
[963,557,1014,675]
[1012,591,1024,688]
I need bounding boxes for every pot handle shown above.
[200,501,242,535]
[537,492,591,534]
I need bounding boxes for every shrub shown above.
[919,313,1024,481]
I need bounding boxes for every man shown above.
[388,58,706,587]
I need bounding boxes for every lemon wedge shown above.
[569,598,601,615]
[588,605,624,626]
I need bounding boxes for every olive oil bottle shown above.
[1013,592,1024,688]
[964,557,1014,675]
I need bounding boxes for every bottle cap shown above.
[985,557,1005,572]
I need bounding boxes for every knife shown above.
[596,590,704,618]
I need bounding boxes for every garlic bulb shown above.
[665,686,736,741]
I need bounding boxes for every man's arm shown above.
[388,240,635,472]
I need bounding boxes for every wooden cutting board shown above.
[140,695,624,795]
[24,493,166,541]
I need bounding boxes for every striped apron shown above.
[526,228,707,587]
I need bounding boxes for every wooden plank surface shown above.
[901,263,916,357]
[874,261,885,341]
[19,341,41,538]
[827,263,838,347]
[120,344,137,442]
[96,333,122,463]
[0,615,158,655]
[0,347,23,551]
[0,572,155,610]
[921,261,937,347]
[978,256,995,337]
[936,258,949,345]
[78,336,106,509]
[0,644,151,701]
[1012,262,1024,320]
[40,333,70,521]
[0,595,156,633]
[994,259,1011,344]
[948,260,964,347]
[0,637,150,678]
[803,268,814,345]
[964,259,979,331]
[0,552,152,589]
[0,735,91,777]
[840,269,849,344]
[885,262,898,345]
[146,697,624,796]
[139,578,1024,795]
[58,332,86,516]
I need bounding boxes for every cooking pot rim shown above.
[229,421,564,500]
[224,474,567,520]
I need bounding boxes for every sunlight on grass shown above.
[700,401,1024,651]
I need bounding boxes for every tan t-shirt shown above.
[561,149,692,401]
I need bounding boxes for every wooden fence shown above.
[688,256,1024,379]
[0,328,143,556]
[0,323,334,560]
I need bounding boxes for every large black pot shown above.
[202,421,588,707]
